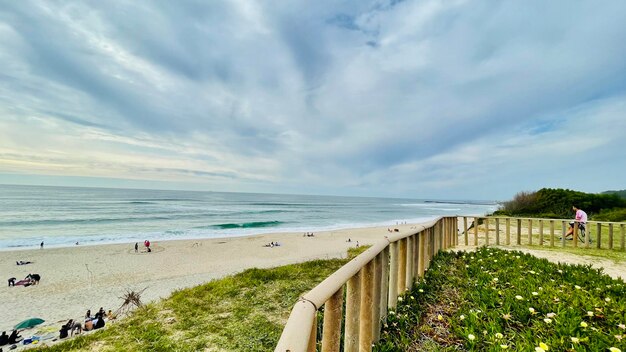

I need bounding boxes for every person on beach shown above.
[134,242,138,253]
[40,241,44,249]
[85,309,92,321]
[0,331,8,346]
[7,330,21,344]
[7,277,16,287]
[564,205,587,239]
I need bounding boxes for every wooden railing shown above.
[459,216,626,251]
[274,216,458,352]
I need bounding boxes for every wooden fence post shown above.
[550,220,555,247]
[388,242,398,310]
[573,222,578,248]
[596,223,602,249]
[517,219,522,245]
[619,224,626,250]
[528,219,533,245]
[321,288,344,352]
[463,217,468,246]
[609,223,614,250]
[372,254,382,343]
[495,218,500,245]
[380,247,389,322]
[585,222,590,248]
[405,236,413,291]
[561,221,566,248]
[344,272,361,352]
[398,239,407,293]
[359,261,374,352]
[538,220,544,246]
[418,232,425,276]
[308,312,317,352]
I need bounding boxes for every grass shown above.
[375,248,626,351]
[35,246,369,352]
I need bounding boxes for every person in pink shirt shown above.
[564,205,587,239]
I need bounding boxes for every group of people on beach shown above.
[0,330,22,347]
[303,232,315,237]
[7,273,40,287]
[134,240,152,253]
[263,241,281,248]
[59,307,114,339]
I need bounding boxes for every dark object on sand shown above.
[0,331,8,346]
[16,261,32,266]
[7,330,21,344]
[7,278,16,287]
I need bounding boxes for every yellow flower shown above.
[570,337,579,343]
[500,345,509,349]
[437,314,443,321]
[608,347,621,352]
[539,342,549,350]
[580,322,588,328]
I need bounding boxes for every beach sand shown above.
[0,223,419,333]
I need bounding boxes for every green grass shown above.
[35,246,369,352]
[376,248,626,351]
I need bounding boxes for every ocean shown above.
[0,185,498,250]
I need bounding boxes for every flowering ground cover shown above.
[376,248,626,351]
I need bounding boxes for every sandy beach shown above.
[0,223,420,334]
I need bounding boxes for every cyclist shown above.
[564,205,587,240]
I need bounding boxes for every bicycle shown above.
[575,223,591,244]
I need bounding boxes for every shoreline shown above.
[0,217,440,252]
[0,222,425,335]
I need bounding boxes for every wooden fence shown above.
[460,216,626,251]
[274,216,458,352]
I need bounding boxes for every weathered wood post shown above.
[344,272,361,352]
[538,220,544,246]
[359,261,374,352]
[505,218,511,245]
[484,218,490,246]
[596,223,602,249]
[585,222,590,248]
[380,247,389,322]
[418,231,425,276]
[573,222,578,248]
[609,223,614,250]
[463,217,468,246]
[474,217,479,246]
[561,221,566,247]
[495,218,500,245]
[321,288,344,352]
[372,254,382,343]
[550,220,555,247]
[388,242,398,309]
[308,312,317,352]
[517,219,522,245]
[405,236,413,291]
[528,219,533,245]
[619,224,626,250]
[398,239,407,293]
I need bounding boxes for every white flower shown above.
[580,321,588,328]
[547,313,556,318]
[544,318,552,323]
[468,334,475,341]
[619,324,626,330]
[418,289,424,293]
[587,311,594,317]
[398,296,403,302]
[575,285,581,290]
[606,297,612,302]
[515,295,523,300]
[495,333,503,339]
[493,277,499,282]
[532,292,539,296]
[529,307,536,314]
[570,337,579,343]
[460,315,465,320]
[535,347,546,352]
[557,269,563,273]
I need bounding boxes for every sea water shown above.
[0,185,498,250]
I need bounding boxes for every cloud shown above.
[0,0,625,199]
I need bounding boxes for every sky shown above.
[0,1,625,201]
